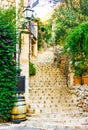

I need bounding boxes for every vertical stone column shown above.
[20,33,29,105]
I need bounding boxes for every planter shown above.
[73,77,82,85]
[74,76,88,85]
[82,76,88,85]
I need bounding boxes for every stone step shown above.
[29,85,67,88]
[26,114,88,127]
[27,109,87,117]
[29,48,87,123]
[30,75,66,78]
[30,74,65,77]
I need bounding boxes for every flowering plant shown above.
[0,7,17,121]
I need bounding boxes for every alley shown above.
[0,47,88,130]
[27,47,88,129]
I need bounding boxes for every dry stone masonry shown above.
[54,45,70,86]
[71,85,88,112]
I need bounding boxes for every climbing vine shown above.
[0,7,17,121]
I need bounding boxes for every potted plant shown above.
[82,68,88,85]
[73,60,88,85]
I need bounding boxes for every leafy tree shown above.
[38,19,43,50]
[42,21,52,44]
[38,19,52,49]
[51,0,88,45]
[64,22,88,84]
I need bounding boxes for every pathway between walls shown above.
[25,47,88,130]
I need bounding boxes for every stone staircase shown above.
[26,47,88,129]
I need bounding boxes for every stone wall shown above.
[54,45,70,86]
[69,85,88,112]
[54,46,88,112]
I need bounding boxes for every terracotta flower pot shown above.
[74,76,88,85]
[82,76,88,85]
[73,77,81,85]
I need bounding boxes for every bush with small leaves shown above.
[0,7,17,121]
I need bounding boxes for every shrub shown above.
[0,7,17,121]
[64,22,88,84]
[29,62,36,76]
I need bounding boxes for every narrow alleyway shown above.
[0,47,88,130]
[26,47,88,129]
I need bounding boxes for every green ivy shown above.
[0,7,17,121]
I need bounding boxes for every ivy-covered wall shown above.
[0,7,17,121]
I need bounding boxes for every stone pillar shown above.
[20,33,29,105]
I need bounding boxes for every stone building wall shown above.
[54,46,88,112]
